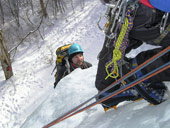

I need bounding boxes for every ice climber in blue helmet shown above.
[54,43,92,88]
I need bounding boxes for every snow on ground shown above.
[20,66,170,128]
[0,0,104,127]
[0,0,170,128]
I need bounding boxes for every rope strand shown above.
[105,9,133,79]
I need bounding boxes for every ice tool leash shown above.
[42,46,170,128]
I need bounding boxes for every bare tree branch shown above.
[40,0,48,18]
[9,16,44,59]
[6,0,20,26]
[0,0,5,24]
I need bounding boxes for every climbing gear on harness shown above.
[97,0,140,79]
[98,0,139,39]
[160,13,169,33]
[105,9,133,79]
[97,0,139,60]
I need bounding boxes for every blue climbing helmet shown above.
[68,43,83,56]
[149,0,170,12]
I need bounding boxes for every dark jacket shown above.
[95,1,170,107]
[95,2,170,91]
[128,3,170,82]
[54,61,92,88]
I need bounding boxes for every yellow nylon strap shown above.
[105,17,129,80]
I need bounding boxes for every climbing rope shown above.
[105,9,133,79]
